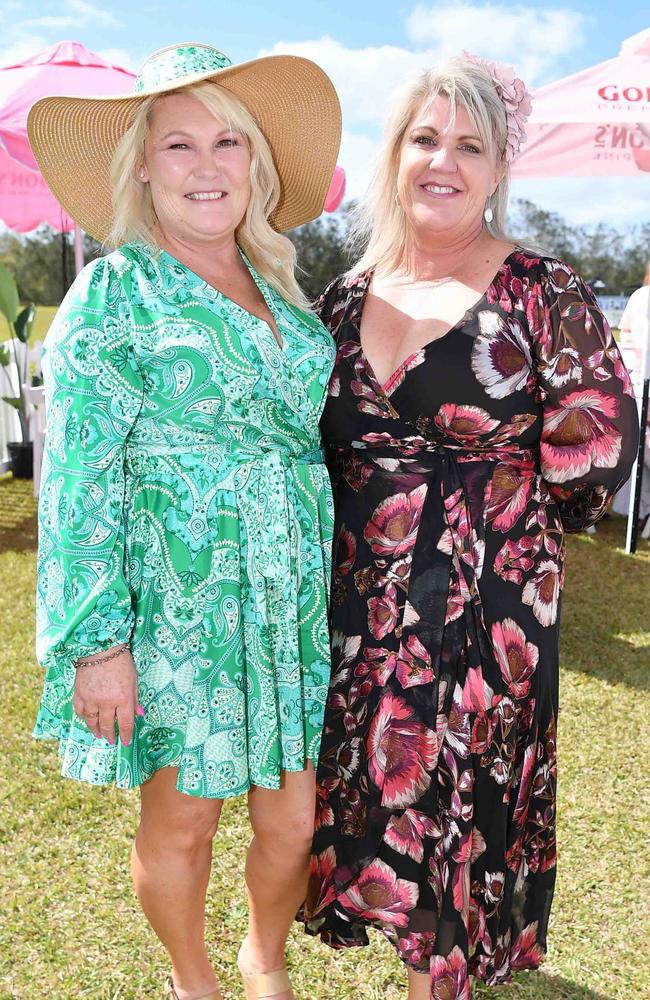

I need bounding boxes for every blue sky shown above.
[1,0,649,228]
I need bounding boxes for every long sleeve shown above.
[527,259,639,532]
[36,254,144,674]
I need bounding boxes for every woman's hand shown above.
[73,647,139,746]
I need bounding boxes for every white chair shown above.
[22,384,46,496]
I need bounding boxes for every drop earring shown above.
[484,202,494,224]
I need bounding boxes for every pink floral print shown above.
[367,691,438,808]
[541,387,623,481]
[338,858,419,926]
[364,484,427,556]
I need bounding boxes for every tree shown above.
[0,227,103,305]
[509,198,649,294]
[287,211,351,301]
[0,201,646,305]
[508,198,581,268]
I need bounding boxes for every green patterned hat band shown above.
[133,43,233,94]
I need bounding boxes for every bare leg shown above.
[131,767,223,1000]
[407,967,431,1000]
[239,763,317,1000]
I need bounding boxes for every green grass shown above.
[0,476,648,1000]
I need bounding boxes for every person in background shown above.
[303,53,638,999]
[612,259,649,526]
[619,259,650,386]
[30,42,340,1000]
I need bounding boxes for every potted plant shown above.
[0,259,36,478]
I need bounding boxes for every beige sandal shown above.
[238,967,292,1000]
[165,975,222,1000]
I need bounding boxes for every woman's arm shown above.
[36,254,144,740]
[527,259,639,532]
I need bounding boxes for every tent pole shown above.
[625,380,649,554]
[73,224,84,275]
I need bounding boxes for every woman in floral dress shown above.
[30,43,340,1000]
[303,55,638,998]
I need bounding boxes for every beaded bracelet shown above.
[75,642,129,669]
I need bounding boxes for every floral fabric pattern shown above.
[303,251,638,990]
[34,242,334,798]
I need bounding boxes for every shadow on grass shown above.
[475,971,613,1000]
[561,516,650,692]
[0,475,38,553]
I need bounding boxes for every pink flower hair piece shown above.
[462,52,533,162]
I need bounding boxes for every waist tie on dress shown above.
[127,440,328,692]
[333,440,537,810]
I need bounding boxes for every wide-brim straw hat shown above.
[27,42,342,241]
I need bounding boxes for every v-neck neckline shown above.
[158,244,287,353]
[352,250,518,397]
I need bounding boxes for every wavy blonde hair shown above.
[109,81,309,309]
[349,57,513,277]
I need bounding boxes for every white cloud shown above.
[510,175,649,228]
[68,0,118,24]
[96,47,138,73]
[21,0,118,31]
[0,0,133,72]
[261,36,428,128]
[18,16,77,29]
[0,33,51,68]
[263,5,602,225]
[405,4,585,82]
[338,130,380,202]
[263,4,585,134]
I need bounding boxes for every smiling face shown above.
[396,93,503,243]
[139,91,252,248]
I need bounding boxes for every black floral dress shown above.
[303,250,638,997]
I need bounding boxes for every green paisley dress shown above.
[34,242,334,798]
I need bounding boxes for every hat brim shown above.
[27,54,342,241]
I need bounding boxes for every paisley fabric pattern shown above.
[34,242,334,798]
[303,251,638,992]
[133,44,232,93]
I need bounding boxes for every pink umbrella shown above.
[0,144,73,232]
[0,40,134,267]
[324,165,346,212]
[0,40,134,170]
[513,28,650,178]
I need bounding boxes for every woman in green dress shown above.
[29,43,341,1000]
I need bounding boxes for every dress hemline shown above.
[33,729,319,800]
[303,912,548,986]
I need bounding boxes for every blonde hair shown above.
[109,81,309,309]
[349,57,513,277]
